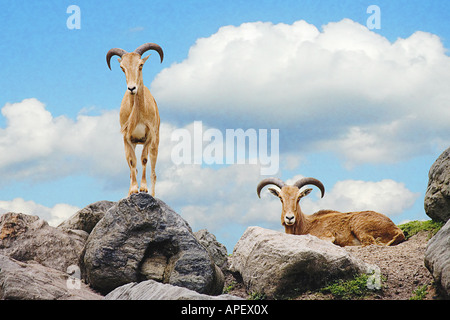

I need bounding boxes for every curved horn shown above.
[134,43,164,63]
[257,178,286,198]
[293,177,325,198]
[106,48,128,70]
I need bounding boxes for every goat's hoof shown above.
[139,186,148,193]
[128,187,139,196]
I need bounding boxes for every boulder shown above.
[425,147,450,222]
[0,254,102,300]
[104,279,242,300]
[229,226,372,298]
[194,229,228,270]
[57,200,116,233]
[80,193,224,295]
[0,212,87,272]
[424,219,450,297]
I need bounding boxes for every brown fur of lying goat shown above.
[257,177,405,247]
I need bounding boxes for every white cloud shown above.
[0,198,80,227]
[0,98,194,196]
[152,19,450,165]
[129,26,144,33]
[0,98,124,182]
[300,179,419,217]
[155,160,284,231]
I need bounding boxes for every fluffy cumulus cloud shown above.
[0,98,180,185]
[0,98,124,182]
[300,179,419,217]
[152,19,450,166]
[0,198,80,227]
[260,174,418,218]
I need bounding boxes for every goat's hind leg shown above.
[361,236,377,246]
[354,232,378,246]
[149,144,158,197]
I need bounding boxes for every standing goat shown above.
[106,43,163,196]
[257,177,405,246]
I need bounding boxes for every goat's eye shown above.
[139,64,144,69]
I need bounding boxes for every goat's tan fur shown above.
[258,178,405,247]
[107,44,163,196]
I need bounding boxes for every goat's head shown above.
[257,177,325,228]
[106,43,164,95]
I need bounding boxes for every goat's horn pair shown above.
[106,43,164,70]
[256,177,325,198]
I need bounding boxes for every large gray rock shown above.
[229,226,373,298]
[57,200,116,233]
[425,147,450,222]
[0,254,102,300]
[0,212,87,272]
[195,229,228,270]
[81,193,223,295]
[425,219,450,297]
[104,279,242,300]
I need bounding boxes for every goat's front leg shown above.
[140,141,157,197]
[139,141,151,194]
[124,138,139,196]
[319,231,336,244]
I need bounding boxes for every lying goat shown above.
[257,177,405,246]
[106,43,163,196]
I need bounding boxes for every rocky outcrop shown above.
[57,200,116,233]
[229,226,373,298]
[2,195,398,300]
[0,213,101,300]
[0,254,102,300]
[194,229,228,270]
[425,147,450,222]
[0,195,230,300]
[424,147,450,297]
[104,279,242,300]
[80,193,224,295]
[425,219,450,297]
[0,212,87,272]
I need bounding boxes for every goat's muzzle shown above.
[284,214,296,226]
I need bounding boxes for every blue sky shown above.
[1,0,450,251]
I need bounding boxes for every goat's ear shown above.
[141,55,150,64]
[268,187,280,197]
[117,58,122,64]
[298,188,312,199]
